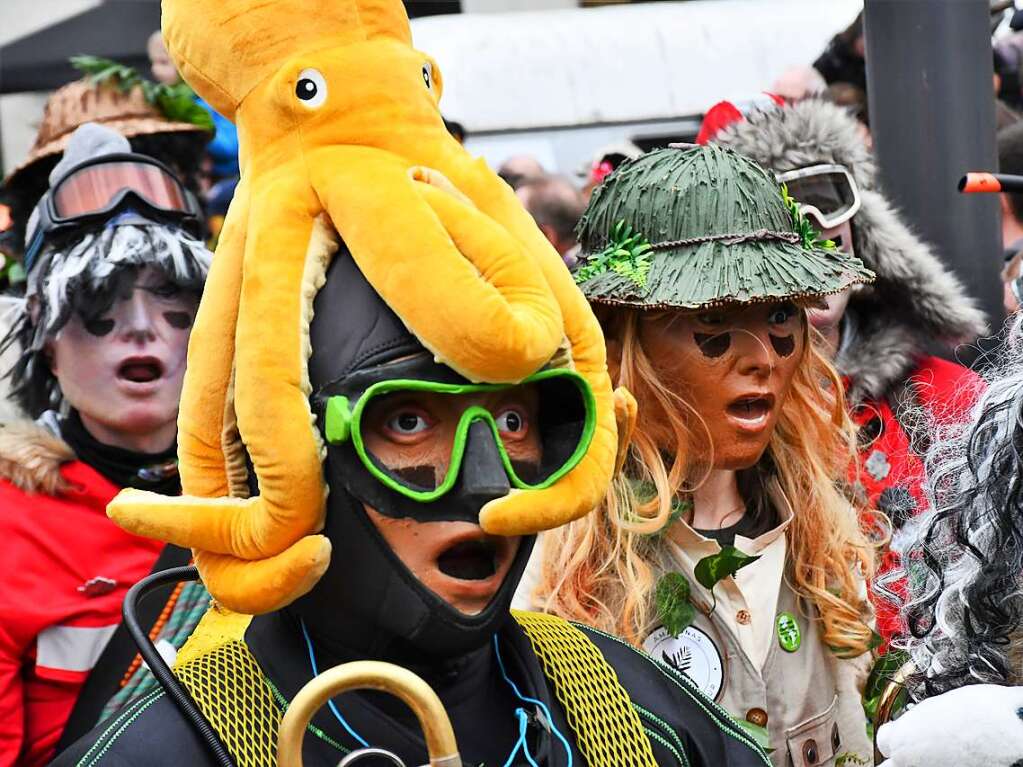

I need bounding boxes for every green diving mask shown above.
[319,358,596,516]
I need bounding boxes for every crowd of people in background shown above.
[5,5,1023,766]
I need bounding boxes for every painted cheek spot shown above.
[770,334,795,357]
[693,332,731,358]
[163,311,194,330]
[84,318,115,337]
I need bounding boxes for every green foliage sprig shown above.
[654,546,761,637]
[574,219,652,288]
[71,55,214,132]
[782,184,836,251]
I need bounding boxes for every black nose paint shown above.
[769,334,795,357]
[163,311,194,330]
[693,332,731,358]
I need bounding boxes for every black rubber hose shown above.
[122,565,235,767]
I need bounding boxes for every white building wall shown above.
[462,0,576,11]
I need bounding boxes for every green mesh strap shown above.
[512,610,659,767]
[172,607,280,767]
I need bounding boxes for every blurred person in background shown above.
[0,124,210,767]
[813,11,866,92]
[147,31,240,186]
[515,174,586,267]
[580,140,643,200]
[769,65,827,102]
[717,99,987,645]
[998,122,1023,314]
[496,154,546,189]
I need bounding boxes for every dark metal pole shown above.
[864,0,1003,339]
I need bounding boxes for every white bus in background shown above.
[412,0,863,177]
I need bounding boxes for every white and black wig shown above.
[895,326,1023,697]
[1,222,211,416]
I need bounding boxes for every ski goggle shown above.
[25,153,202,272]
[321,367,596,503]
[776,164,861,230]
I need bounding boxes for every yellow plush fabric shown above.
[108,0,623,614]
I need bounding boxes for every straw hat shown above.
[574,144,874,309]
[5,78,208,187]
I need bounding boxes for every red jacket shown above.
[0,458,162,767]
[848,355,983,643]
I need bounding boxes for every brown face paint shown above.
[693,332,731,358]
[163,311,194,330]
[639,302,806,471]
[769,334,796,357]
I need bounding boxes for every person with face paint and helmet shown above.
[52,178,771,767]
[0,123,210,767]
[526,144,878,767]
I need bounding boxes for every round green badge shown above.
[776,612,801,653]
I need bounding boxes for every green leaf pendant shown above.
[693,545,761,591]
[776,611,801,653]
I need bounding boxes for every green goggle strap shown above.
[323,370,597,503]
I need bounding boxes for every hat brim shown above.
[5,117,209,186]
[578,240,875,309]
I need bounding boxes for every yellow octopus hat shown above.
[109,0,635,614]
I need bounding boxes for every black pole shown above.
[864,0,1003,339]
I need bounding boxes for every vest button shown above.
[736,609,751,625]
[745,708,768,727]
[802,738,819,764]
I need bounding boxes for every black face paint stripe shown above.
[694,332,731,358]
[389,465,439,490]
[770,334,796,357]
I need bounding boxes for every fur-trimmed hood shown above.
[0,419,74,495]
[716,99,987,403]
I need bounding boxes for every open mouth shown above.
[117,357,164,384]
[726,394,775,425]
[437,538,499,581]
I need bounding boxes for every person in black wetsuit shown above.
[53,247,771,767]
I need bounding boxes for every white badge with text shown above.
[644,625,724,701]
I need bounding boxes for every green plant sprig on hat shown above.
[782,183,836,251]
[70,55,214,132]
[574,219,652,288]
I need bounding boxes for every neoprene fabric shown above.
[107,0,628,614]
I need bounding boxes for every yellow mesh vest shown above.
[512,610,658,767]
[171,607,657,767]
[172,606,279,767]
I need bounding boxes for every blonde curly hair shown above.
[534,305,875,658]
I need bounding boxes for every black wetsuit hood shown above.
[294,249,533,662]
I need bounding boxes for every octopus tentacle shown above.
[193,535,332,615]
[422,156,624,534]
[110,190,336,567]
[309,145,564,384]
[176,177,249,498]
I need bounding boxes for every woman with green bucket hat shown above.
[525,144,878,766]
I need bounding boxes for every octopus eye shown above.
[295,68,327,109]
[422,61,433,90]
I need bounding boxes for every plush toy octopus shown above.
[109,0,630,613]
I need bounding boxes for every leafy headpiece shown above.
[575,144,874,308]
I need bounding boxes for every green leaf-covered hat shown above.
[574,144,874,309]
